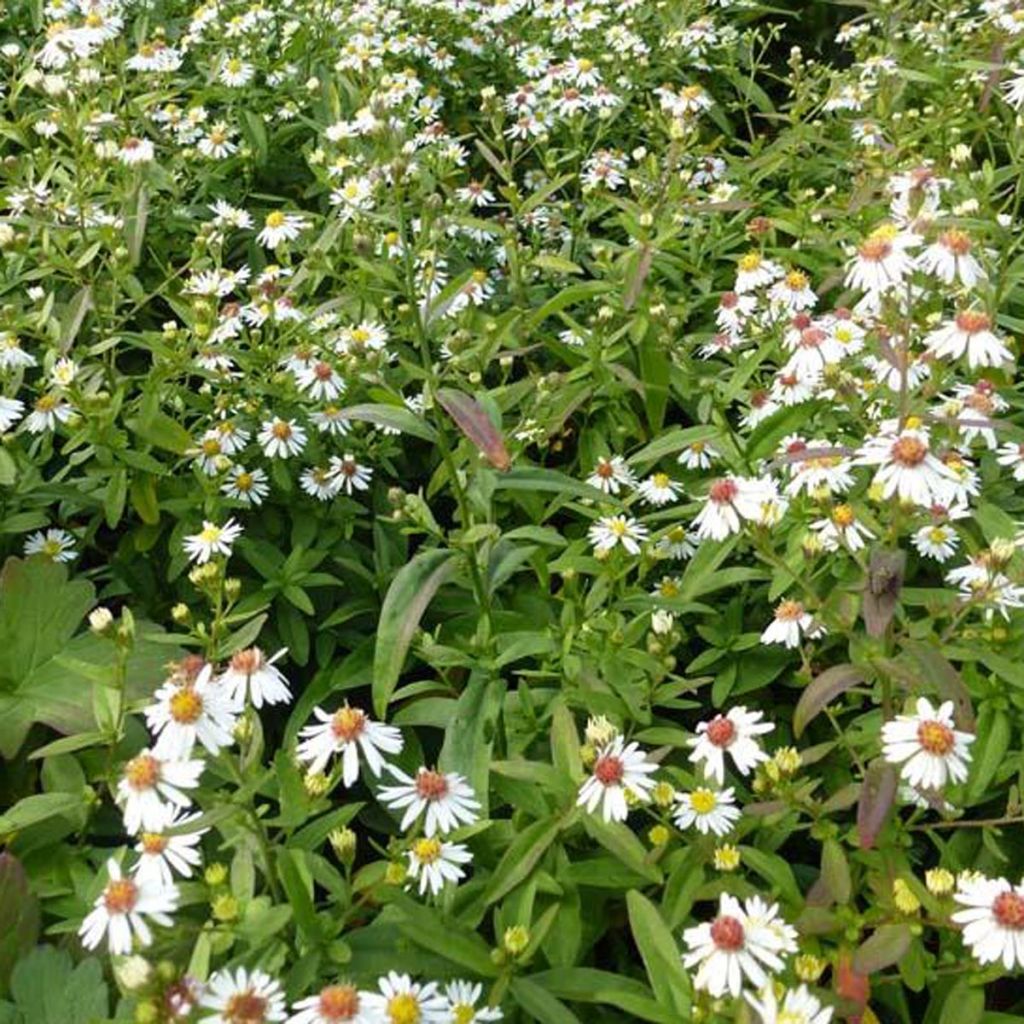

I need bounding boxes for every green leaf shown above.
[853,923,912,973]
[494,466,616,506]
[337,403,437,442]
[372,548,457,717]
[0,793,87,836]
[483,816,563,905]
[9,947,107,1024]
[277,849,322,944]
[627,425,720,469]
[581,816,662,884]
[439,670,506,818]
[529,969,675,1024]
[625,891,693,1017]
[510,978,582,1024]
[390,895,499,976]
[738,846,802,906]
[966,706,1010,804]
[0,855,40,998]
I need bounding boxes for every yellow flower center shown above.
[387,994,421,1024]
[169,687,204,724]
[412,838,443,864]
[689,788,718,814]
[265,211,286,228]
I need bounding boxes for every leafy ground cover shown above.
[2,0,1024,1022]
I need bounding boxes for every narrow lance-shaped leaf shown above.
[372,548,457,718]
[862,548,905,637]
[856,759,898,851]
[625,890,692,1017]
[793,663,865,737]
[853,923,913,973]
[437,388,511,471]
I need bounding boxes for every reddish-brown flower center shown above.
[710,915,745,951]
[230,648,264,675]
[955,310,990,334]
[314,362,334,380]
[224,991,269,1024]
[992,892,1024,930]
[593,755,624,786]
[318,985,361,1021]
[272,421,293,439]
[708,478,738,505]
[169,687,204,724]
[941,229,972,256]
[595,460,614,478]
[104,878,138,914]
[917,719,955,755]
[800,327,826,349]
[775,600,804,622]
[720,291,738,309]
[125,753,160,790]
[331,706,366,742]
[891,436,927,467]
[858,237,892,262]
[706,716,736,748]
[415,769,449,801]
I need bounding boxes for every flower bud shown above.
[503,925,530,956]
[89,607,114,634]
[329,827,357,866]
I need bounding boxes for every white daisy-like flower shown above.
[881,697,973,791]
[1003,68,1024,109]
[811,504,874,552]
[760,600,825,649]
[295,360,345,401]
[257,211,307,249]
[855,427,956,508]
[378,766,481,837]
[952,874,1024,970]
[116,748,204,835]
[329,454,373,495]
[258,417,308,458]
[996,441,1024,482]
[688,707,774,785]
[296,705,404,785]
[145,664,238,759]
[441,982,502,1024]
[673,786,741,837]
[692,476,773,542]
[79,859,178,955]
[576,736,658,822]
[845,224,916,297]
[288,984,376,1024]
[678,441,719,470]
[219,647,291,709]
[362,973,447,1024]
[912,523,959,562]
[200,968,287,1024]
[24,527,76,562]
[586,455,636,495]
[119,137,155,165]
[183,519,243,564]
[218,57,256,88]
[588,515,649,555]
[745,983,833,1024]
[682,893,798,998]
[132,812,207,887]
[222,466,270,506]
[637,472,682,506]
[0,395,25,431]
[924,310,1012,369]
[406,836,473,895]
[917,229,985,288]
[735,252,783,293]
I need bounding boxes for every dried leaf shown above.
[437,389,511,471]
[793,663,865,737]
[862,549,905,637]
[856,759,898,850]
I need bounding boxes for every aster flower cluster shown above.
[8,0,1024,1021]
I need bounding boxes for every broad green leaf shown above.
[510,978,581,1024]
[793,664,865,737]
[483,816,563,905]
[372,548,457,718]
[339,403,437,442]
[439,670,506,818]
[390,895,499,976]
[625,891,693,1017]
[0,855,40,998]
[530,968,674,1024]
[9,947,107,1024]
[581,816,662,884]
